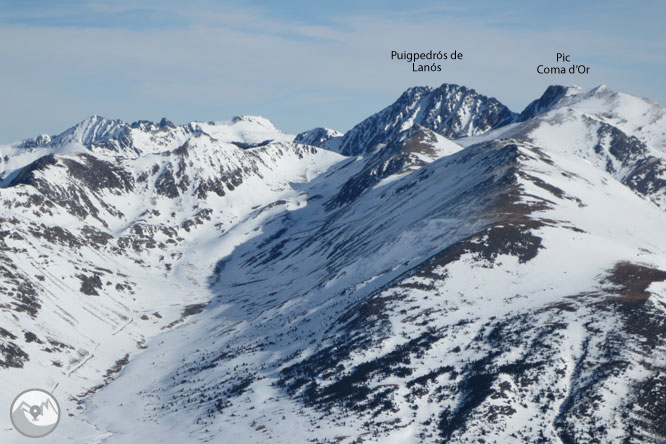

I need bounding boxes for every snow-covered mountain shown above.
[294,127,343,151]
[1,83,666,444]
[336,83,516,156]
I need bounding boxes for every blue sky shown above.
[0,0,664,142]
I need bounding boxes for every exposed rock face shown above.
[518,85,579,121]
[294,127,343,149]
[338,83,517,155]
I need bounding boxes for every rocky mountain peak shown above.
[337,82,517,156]
[518,85,583,121]
[41,115,135,154]
[294,127,343,149]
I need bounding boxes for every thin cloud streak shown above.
[0,1,664,143]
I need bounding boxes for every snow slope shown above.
[1,83,666,443]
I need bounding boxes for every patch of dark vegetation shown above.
[407,366,454,388]
[24,331,42,343]
[181,209,213,232]
[0,254,41,317]
[631,370,666,439]
[594,257,666,431]
[240,214,294,267]
[626,157,666,199]
[172,141,191,156]
[541,269,666,444]
[189,345,261,373]
[155,164,181,198]
[280,329,441,415]
[184,303,206,316]
[545,301,578,312]
[29,225,81,248]
[603,261,666,304]
[0,327,17,339]
[227,376,254,397]
[335,293,404,335]
[81,225,113,247]
[439,355,498,439]
[431,312,573,440]
[76,353,131,404]
[46,337,73,351]
[105,353,129,378]
[77,273,103,296]
[418,221,542,280]
[553,331,635,444]
[519,171,585,207]
[597,123,648,165]
[164,303,208,329]
[0,341,29,368]
[194,177,224,198]
[115,282,133,292]
[114,222,179,252]
[195,165,252,199]
[213,376,255,413]
[62,154,134,192]
[76,384,106,403]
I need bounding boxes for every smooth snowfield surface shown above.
[1,84,666,443]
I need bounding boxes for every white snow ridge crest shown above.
[1,84,666,443]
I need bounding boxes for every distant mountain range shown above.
[1,82,666,443]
